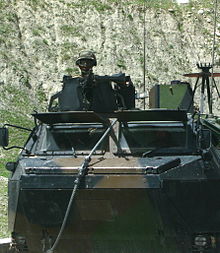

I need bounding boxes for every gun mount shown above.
[48,73,135,113]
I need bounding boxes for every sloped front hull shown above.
[15,188,185,253]
[11,176,220,253]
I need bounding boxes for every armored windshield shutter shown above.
[91,79,118,112]
[58,77,84,111]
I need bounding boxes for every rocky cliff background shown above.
[1,0,220,112]
[0,0,220,173]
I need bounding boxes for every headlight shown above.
[193,234,216,250]
[194,235,207,247]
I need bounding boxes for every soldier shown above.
[48,50,135,112]
[75,50,97,78]
[75,50,97,105]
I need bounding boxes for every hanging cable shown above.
[46,119,118,253]
[210,0,218,114]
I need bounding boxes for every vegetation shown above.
[60,25,81,36]
[0,178,9,237]
[0,84,46,177]
[117,59,127,70]
[0,84,46,237]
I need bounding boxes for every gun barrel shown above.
[95,73,126,84]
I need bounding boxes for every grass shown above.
[65,67,79,76]
[0,178,9,238]
[117,59,127,70]
[131,0,214,9]
[0,84,46,177]
[0,84,46,237]
[60,25,81,36]
[64,0,179,10]
[27,0,50,10]
[90,1,112,11]
[0,83,47,238]
[0,110,34,177]
[66,0,112,11]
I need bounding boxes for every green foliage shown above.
[61,42,78,51]
[28,0,50,10]
[32,26,46,37]
[187,0,214,9]
[36,88,47,105]
[6,12,18,23]
[32,29,41,36]
[0,0,9,12]
[33,38,50,49]
[66,0,112,11]
[144,0,176,9]
[60,25,81,36]
[127,14,133,21]
[60,42,79,63]
[147,72,159,82]
[119,0,177,9]
[43,39,49,45]
[81,35,87,42]
[117,59,127,70]
[2,85,32,111]
[139,56,144,65]
[90,1,112,11]
[0,179,9,237]
[65,67,79,76]
[0,109,34,177]
[177,20,184,32]
[104,0,214,10]
[0,23,14,36]
[0,84,39,177]
[64,0,178,9]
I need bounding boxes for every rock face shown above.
[0,0,220,114]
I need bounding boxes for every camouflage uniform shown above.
[75,50,97,106]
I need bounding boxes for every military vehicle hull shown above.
[10,154,220,253]
[2,110,219,253]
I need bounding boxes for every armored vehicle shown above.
[0,68,220,253]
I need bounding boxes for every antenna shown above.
[143,0,146,110]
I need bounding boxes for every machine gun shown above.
[48,73,135,112]
[94,73,126,83]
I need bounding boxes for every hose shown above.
[46,118,118,253]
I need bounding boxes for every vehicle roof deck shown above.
[32,110,188,125]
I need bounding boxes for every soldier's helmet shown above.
[76,50,97,67]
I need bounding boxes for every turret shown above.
[48,73,135,112]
